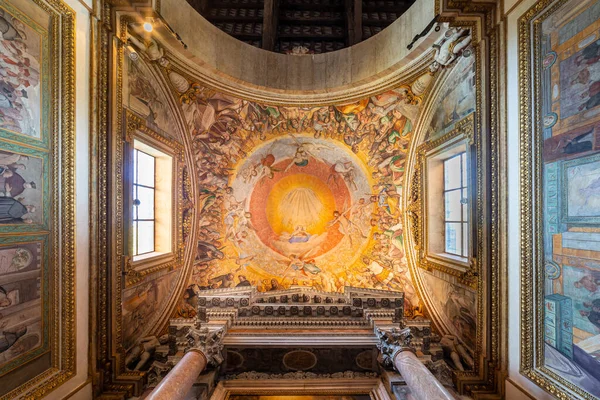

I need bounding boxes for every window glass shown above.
[133,149,156,256]
[443,152,468,257]
[136,186,155,220]
[444,189,462,221]
[137,221,155,255]
[444,154,462,190]
[136,151,155,187]
[445,222,462,254]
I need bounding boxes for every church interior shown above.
[0,0,599,398]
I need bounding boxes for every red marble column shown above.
[146,350,208,400]
[394,350,454,400]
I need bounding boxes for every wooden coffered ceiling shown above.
[186,0,416,53]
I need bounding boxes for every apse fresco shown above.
[122,270,180,349]
[124,49,179,140]
[429,54,476,138]
[168,72,421,317]
[420,273,476,351]
[414,42,477,353]
[539,0,600,396]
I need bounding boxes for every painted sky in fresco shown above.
[161,72,420,318]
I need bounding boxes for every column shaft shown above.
[394,351,455,400]
[146,350,207,400]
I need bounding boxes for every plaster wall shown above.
[42,0,91,397]
[159,0,436,95]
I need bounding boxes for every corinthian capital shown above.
[375,327,414,369]
[185,327,225,366]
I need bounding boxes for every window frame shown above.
[411,114,476,281]
[124,111,185,280]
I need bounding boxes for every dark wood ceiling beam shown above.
[345,0,362,46]
[262,0,280,51]
[188,0,209,13]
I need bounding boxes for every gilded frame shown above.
[123,110,185,286]
[409,114,477,288]
[0,0,76,397]
[518,0,600,399]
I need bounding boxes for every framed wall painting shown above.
[520,0,600,398]
[0,0,51,149]
[0,236,48,378]
[0,0,74,397]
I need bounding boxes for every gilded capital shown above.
[375,327,415,369]
[185,327,225,366]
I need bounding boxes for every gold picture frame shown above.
[519,0,600,399]
[0,0,75,396]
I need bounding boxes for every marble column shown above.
[393,350,454,400]
[146,327,224,400]
[146,350,208,400]
[376,327,454,400]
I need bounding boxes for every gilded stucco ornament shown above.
[430,27,472,72]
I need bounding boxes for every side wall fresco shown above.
[538,0,600,396]
[120,50,191,361]
[515,0,600,399]
[409,50,478,363]
[0,0,91,396]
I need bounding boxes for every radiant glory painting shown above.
[167,76,419,318]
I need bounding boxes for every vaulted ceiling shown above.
[186,0,416,53]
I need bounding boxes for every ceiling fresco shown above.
[165,73,423,318]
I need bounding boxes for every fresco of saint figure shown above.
[0,7,42,138]
[0,149,42,225]
[429,55,476,136]
[169,68,421,318]
[0,242,42,370]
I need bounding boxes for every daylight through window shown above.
[132,149,156,256]
[443,152,468,257]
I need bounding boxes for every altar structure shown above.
[135,287,456,400]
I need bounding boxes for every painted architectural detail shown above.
[521,0,600,397]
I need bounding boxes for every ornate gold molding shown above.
[409,114,478,288]
[0,0,77,397]
[517,0,599,399]
[123,108,185,287]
